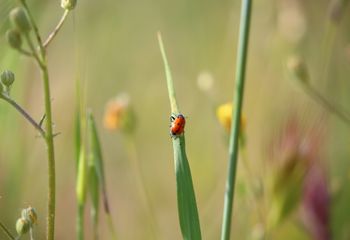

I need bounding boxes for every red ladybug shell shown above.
[170,114,186,137]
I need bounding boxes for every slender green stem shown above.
[23,33,43,67]
[19,3,57,240]
[0,221,15,240]
[41,65,56,240]
[29,228,34,240]
[157,32,179,113]
[301,83,350,125]
[220,0,252,239]
[77,204,84,240]
[21,1,46,57]
[1,94,45,136]
[106,213,118,240]
[17,48,33,57]
[43,10,70,48]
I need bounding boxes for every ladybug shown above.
[170,113,186,137]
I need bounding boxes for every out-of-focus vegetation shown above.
[0,0,350,239]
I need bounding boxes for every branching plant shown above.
[0,0,76,239]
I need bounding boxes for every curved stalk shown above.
[1,95,45,136]
[43,10,70,48]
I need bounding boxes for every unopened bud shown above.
[21,207,37,226]
[61,0,77,10]
[1,70,15,87]
[0,70,15,88]
[6,29,22,49]
[9,7,31,33]
[16,218,30,236]
[287,56,309,84]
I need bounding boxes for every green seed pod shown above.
[16,218,30,236]
[6,29,22,49]
[0,83,4,94]
[1,70,15,87]
[9,7,31,33]
[61,0,77,10]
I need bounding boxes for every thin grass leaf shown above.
[87,112,103,240]
[158,32,202,240]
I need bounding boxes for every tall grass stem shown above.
[220,0,252,239]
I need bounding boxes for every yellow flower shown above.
[216,102,246,133]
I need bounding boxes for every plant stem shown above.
[21,1,46,56]
[19,3,57,240]
[23,33,42,67]
[0,221,15,240]
[220,0,252,239]
[41,65,56,240]
[106,213,118,240]
[17,48,33,57]
[1,95,45,136]
[77,204,84,240]
[301,83,350,125]
[43,10,70,48]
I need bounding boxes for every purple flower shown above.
[301,165,331,240]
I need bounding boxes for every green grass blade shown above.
[173,136,202,240]
[87,112,110,212]
[158,32,202,240]
[87,112,103,240]
[220,0,252,239]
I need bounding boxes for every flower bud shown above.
[6,29,22,49]
[1,70,15,88]
[61,0,77,10]
[9,7,31,33]
[287,56,309,85]
[21,207,37,226]
[16,218,30,236]
[103,93,137,134]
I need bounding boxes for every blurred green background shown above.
[1,0,350,239]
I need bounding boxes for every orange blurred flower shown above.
[103,93,136,133]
